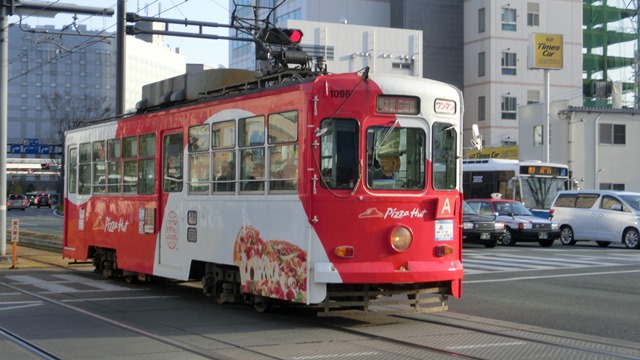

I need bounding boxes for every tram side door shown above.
[158,130,185,268]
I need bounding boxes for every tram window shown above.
[319,119,358,189]
[92,141,106,194]
[188,125,211,194]
[123,160,137,194]
[270,144,298,191]
[93,141,105,162]
[239,116,265,146]
[189,124,210,152]
[268,111,298,143]
[241,148,265,192]
[163,132,184,192]
[366,126,425,190]
[122,136,137,158]
[107,139,121,160]
[138,133,156,195]
[107,139,121,194]
[78,143,91,195]
[239,116,265,193]
[213,151,236,193]
[212,120,236,149]
[122,136,137,194]
[432,122,457,190]
[189,153,210,194]
[68,147,78,194]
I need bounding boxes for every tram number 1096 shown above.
[329,90,352,98]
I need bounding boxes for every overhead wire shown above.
[5,0,196,82]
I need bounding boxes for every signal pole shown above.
[0,1,113,260]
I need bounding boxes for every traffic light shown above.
[260,27,303,45]
[41,163,50,170]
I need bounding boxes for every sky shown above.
[11,0,232,67]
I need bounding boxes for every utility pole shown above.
[0,0,113,260]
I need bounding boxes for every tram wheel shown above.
[253,296,272,313]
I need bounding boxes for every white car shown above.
[550,190,640,249]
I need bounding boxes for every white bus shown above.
[463,159,571,218]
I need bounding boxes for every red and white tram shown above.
[63,66,464,314]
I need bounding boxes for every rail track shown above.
[3,248,640,359]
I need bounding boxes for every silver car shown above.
[7,194,28,211]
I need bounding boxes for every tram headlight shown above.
[390,226,412,252]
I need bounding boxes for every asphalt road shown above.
[452,243,640,343]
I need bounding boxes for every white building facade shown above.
[462,1,583,149]
[520,102,640,191]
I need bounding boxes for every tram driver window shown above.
[319,119,358,189]
[432,122,457,190]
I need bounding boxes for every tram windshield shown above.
[366,126,425,190]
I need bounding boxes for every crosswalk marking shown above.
[463,250,640,275]
[4,274,135,294]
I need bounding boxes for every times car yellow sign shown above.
[528,33,563,69]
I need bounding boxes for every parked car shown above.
[462,201,505,248]
[34,194,51,208]
[466,198,560,247]
[551,190,640,249]
[7,194,28,211]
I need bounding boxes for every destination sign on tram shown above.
[520,165,567,177]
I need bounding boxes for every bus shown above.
[463,159,571,218]
[62,64,465,314]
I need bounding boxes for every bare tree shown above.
[42,92,114,196]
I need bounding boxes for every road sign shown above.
[11,219,19,243]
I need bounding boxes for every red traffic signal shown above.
[282,29,303,44]
[261,27,303,45]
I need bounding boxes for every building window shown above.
[478,8,485,33]
[599,183,625,191]
[527,90,540,104]
[392,62,412,70]
[599,124,625,145]
[478,52,485,77]
[534,125,543,146]
[478,96,485,121]
[501,52,517,75]
[527,2,540,27]
[501,8,517,31]
[501,96,517,120]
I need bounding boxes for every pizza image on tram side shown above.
[233,226,307,302]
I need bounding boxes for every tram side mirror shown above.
[315,128,328,137]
